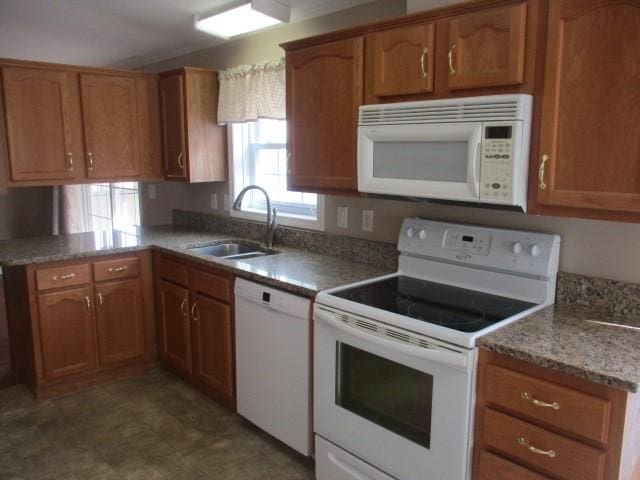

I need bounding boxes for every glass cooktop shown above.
[331,276,537,333]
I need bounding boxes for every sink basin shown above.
[189,243,276,260]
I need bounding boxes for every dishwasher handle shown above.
[316,308,468,370]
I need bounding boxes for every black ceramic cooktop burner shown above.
[331,276,536,333]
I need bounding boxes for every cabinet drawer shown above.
[477,451,550,480]
[189,268,231,303]
[93,257,140,282]
[36,263,91,291]
[156,256,188,287]
[483,408,606,480]
[485,364,611,444]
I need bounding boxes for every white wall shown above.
[407,0,462,13]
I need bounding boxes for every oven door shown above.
[358,122,483,202]
[314,306,476,480]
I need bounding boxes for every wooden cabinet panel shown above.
[80,74,140,179]
[446,3,527,90]
[2,67,78,181]
[189,268,231,303]
[93,256,140,282]
[191,293,234,403]
[477,451,550,480]
[37,286,97,381]
[286,37,363,193]
[156,256,189,287]
[158,279,192,375]
[160,74,187,179]
[95,278,144,366]
[483,408,606,480]
[485,364,611,444]
[373,23,435,96]
[36,263,91,291]
[535,0,640,213]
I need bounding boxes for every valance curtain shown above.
[217,58,286,123]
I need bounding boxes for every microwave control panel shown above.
[480,125,514,202]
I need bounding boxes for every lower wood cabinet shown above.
[3,252,156,399]
[154,254,235,410]
[474,350,640,480]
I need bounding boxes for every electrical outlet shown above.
[223,194,230,211]
[362,210,374,232]
[147,184,156,200]
[337,206,349,229]
[210,193,218,210]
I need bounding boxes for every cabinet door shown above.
[2,67,77,181]
[159,74,187,180]
[37,286,97,381]
[287,37,363,193]
[95,278,144,366]
[80,74,140,179]
[191,292,234,402]
[446,3,527,90]
[158,280,192,375]
[536,0,640,212]
[373,23,435,96]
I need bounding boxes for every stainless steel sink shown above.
[189,243,276,260]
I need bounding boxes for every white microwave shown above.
[357,94,532,210]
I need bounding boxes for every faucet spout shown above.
[232,185,278,248]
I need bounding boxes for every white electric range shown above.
[313,218,561,480]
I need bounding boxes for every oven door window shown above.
[336,342,433,448]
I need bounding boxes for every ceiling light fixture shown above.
[195,0,291,40]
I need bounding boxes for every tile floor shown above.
[0,369,315,480]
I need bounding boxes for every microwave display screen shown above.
[485,126,512,139]
[462,235,474,242]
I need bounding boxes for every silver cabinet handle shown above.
[191,303,199,322]
[87,151,94,171]
[420,47,429,79]
[97,292,104,306]
[539,154,549,190]
[53,273,76,281]
[107,266,128,273]
[84,296,91,309]
[178,152,184,170]
[521,392,560,410]
[448,43,457,75]
[518,437,556,458]
[180,298,188,317]
[67,152,74,171]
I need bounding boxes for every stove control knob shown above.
[406,227,415,239]
[511,241,523,255]
[530,243,541,257]
[418,228,427,240]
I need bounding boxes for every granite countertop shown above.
[0,226,391,297]
[479,305,640,393]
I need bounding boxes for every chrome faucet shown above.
[232,185,278,248]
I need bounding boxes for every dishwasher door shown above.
[234,278,312,456]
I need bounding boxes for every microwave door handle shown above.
[316,308,468,370]
[469,139,481,199]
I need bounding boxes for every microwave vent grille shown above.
[360,98,526,125]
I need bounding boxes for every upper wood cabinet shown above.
[1,67,81,182]
[533,0,640,216]
[0,59,162,186]
[446,3,527,90]
[286,37,364,194]
[80,74,141,179]
[159,68,227,183]
[372,23,435,96]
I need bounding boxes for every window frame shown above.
[228,123,325,231]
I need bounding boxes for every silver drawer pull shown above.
[521,392,560,410]
[107,266,128,273]
[53,273,76,281]
[518,436,556,458]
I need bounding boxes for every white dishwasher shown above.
[234,278,312,456]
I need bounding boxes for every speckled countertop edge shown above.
[478,305,640,393]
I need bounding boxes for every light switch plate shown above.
[147,184,156,200]
[210,193,218,210]
[362,210,374,232]
[223,194,230,211]
[337,206,348,229]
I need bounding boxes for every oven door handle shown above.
[316,309,468,370]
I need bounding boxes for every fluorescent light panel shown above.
[195,0,290,39]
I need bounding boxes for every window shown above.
[230,118,324,230]
[87,182,141,244]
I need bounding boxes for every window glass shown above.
[88,182,140,243]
